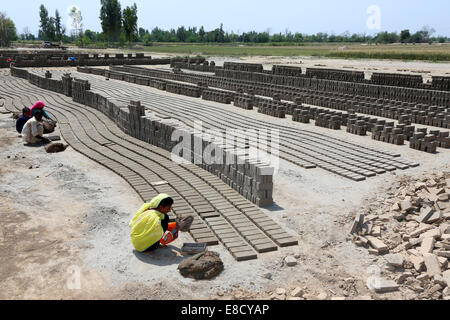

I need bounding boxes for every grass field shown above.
[135,43,450,62]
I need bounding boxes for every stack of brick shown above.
[128,101,146,139]
[149,79,167,91]
[409,132,438,153]
[166,83,201,98]
[61,73,73,97]
[223,62,263,73]
[370,73,424,88]
[79,65,450,131]
[315,113,341,130]
[10,65,30,79]
[445,115,450,129]
[431,76,450,91]
[292,108,310,123]
[272,65,302,77]
[234,94,254,110]
[429,130,450,148]
[72,79,91,104]
[347,119,367,136]
[256,100,286,118]
[371,125,405,145]
[171,61,216,73]
[4,52,169,68]
[306,68,365,82]
[27,71,64,94]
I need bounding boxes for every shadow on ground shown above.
[133,245,185,266]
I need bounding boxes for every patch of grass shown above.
[325,51,450,62]
[136,44,328,57]
[137,43,450,61]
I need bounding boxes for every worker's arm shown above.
[160,222,178,246]
[42,110,51,120]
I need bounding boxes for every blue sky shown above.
[3,0,450,36]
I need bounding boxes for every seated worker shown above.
[29,101,56,133]
[16,107,32,134]
[129,194,179,253]
[21,109,49,145]
[29,101,51,120]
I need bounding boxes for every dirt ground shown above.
[1,55,450,300]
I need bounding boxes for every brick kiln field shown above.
[0,54,449,299]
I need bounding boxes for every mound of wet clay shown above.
[178,251,224,280]
[45,143,68,153]
[175,215,194,232]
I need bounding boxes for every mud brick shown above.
[199,211,220,219]
[236,226,260,233]
[274,236,299,247]
[189,223,208,231]
[229,246,253,254]
[258,224,283,232]
[194,205,216,213]
[254,242,278,253]
[264,227,287,235]
[205,217,228,224]
[221,211,243,218]
[251,217,274,224]
[248,238,273,246]
[196,237,219,246]
[242,234,268,242]
[223,241,248,250]
[215,232,239,240]
[190,228,212,237]
[239,229,264,237]
[210,224,234,231]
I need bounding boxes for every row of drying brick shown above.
[2,77,299,262]
[68,67,419,176]
[12,66,276,207]
[106,65,450,127]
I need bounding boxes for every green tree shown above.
[176,26,186,42]
[198,26,205,42]
[47,17,56,41]
[0,12,18,46]
[375,31,399,44]
[100,0,122,42]
[39,4,51,40]
[400,29,411,43]
[122,3,138,43]
[55,9,62,41]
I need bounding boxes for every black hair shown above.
[158,197,174,208]
[34,109,43,117]
[22,107,30,114]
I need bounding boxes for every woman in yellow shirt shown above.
[129,194,178,253]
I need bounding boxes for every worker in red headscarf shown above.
[29,101,51,120]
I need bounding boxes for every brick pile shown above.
[306,68,365,83]
[350,173,450,299]
[201,88,233,104]
[272,65,302,77]
[371,73,424,88]
[41,72,273,207]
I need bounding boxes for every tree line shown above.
[1,0,449,47]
